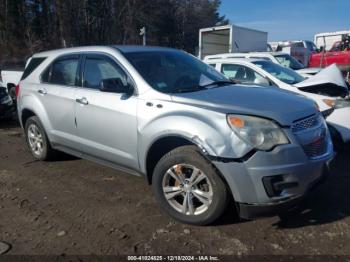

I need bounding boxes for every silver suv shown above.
[17,46,333,225]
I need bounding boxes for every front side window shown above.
[221,64,268,85]
[124,50,227,93]
[253,60,305,85]
[305,41,318,52]
[42,56,79,86]
[83,56,128,89]
[330,42,342,52]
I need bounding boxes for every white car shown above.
[1,70,23,100]
[204,57,350,145]
[205,52,321,77]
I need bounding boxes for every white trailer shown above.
[198,24,268,59]
[314,30,350,51]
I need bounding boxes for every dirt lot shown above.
[0,120,350,256]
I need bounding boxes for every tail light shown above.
[15,84,20,98]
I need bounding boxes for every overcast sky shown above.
[220,0,349,41]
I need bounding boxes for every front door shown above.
[74,54,139,170]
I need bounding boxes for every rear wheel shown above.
[25,116,56,160]
[152,146,229,225]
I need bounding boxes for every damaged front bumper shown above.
[212,142,334,219]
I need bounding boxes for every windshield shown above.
[123,50,228,93]
[274,54,305,70]
[253,60,305,85]
[305,41,318,52]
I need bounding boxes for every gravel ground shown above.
[0,120,349,256]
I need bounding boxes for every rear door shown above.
[74,53,139,170]
[37,54,80,148]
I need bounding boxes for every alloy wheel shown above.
[162,164,213,216]
[27,123,44,156]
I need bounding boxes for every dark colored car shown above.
[0,86,16,120]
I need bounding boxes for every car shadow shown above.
[275,150,350,229]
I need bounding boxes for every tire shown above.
[152,145,229,225]
[24,116,56,161]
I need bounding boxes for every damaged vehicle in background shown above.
[0,85,16,120]
[205,57,350,147]
[205,52,321,77]
[17,46,333,225]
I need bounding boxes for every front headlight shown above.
[322,99,335,108]
[227,114,289,151]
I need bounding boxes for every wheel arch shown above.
[145,135,198,184]
[144,135,234,199]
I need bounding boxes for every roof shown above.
[206,57,265,64]
[204,52,287,60]
[32,45,178,57]
[112,45,177,53]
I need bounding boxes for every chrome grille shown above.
[302,128,328,158]
[292,114,329,158]
[291,115,320,133]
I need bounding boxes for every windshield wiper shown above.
[199,80,234,88]
[173,86,206,93]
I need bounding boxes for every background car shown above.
[0,86,16,120]
[205,57,350,147]
[205,52,321,77]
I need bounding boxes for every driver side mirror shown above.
[318,46,325,53]
[100,78,133,94]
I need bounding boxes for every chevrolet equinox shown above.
[17,46,334,225]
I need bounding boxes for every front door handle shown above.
[38,89,47,95]
[76,97,89,105]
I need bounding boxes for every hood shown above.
[296,67,321,76]
[294,64,349,97]
[171,85,317,126]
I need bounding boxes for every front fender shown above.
[137,111,252,174]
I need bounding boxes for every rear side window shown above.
[42,56,79,86]
[21,57,47,80]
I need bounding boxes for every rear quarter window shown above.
[21,57,47,80]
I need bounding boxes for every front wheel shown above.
[152,146,229,225]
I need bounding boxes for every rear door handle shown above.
[76,97,89,105]
[38,89,47,95]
